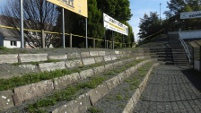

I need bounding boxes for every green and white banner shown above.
[103,13,128,36]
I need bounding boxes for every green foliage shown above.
[164,0,201,30]
[88,107,103,113]
[138,12,162,39]
[0,46,8,50]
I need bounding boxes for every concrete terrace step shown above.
[0,49,148,79]
[2,59,155,112]
[0,57,140,111]
[51,60,155,113]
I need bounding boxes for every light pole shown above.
[160,3,162,21]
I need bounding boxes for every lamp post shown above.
[160,3,162,21]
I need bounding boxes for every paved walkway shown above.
[134,65,201,113]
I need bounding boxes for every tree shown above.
[97,0,134,46]
[1,0,59,48]
[97,0,132,22]
[164,0,201,30]
[138,12,161,39]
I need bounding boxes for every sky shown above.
[129,0,170,41]
[0,0,170,42]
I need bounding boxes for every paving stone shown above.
[19,64,38,71]
[115,51,120,54]
[48,54,67,60]
[81,52,90,57]
[105,76,120,90]
[67,52,81,59]
[39,61,66,71]
[66,59,83,68]
[79,69,94,79]
[133,65,201,113]
[90,51,99,56]
[88,83,109,105]
[76,93,91,113]
[14,80,54,103]
[82,58,95,65]
[104,64,114,71]
[0,90,14,111]
[19,54,48,63]
[104,56,112,61]
[54,73,80,90]
[93,66,105,75]
[94,57,104,63]
[110,55,117,60]
[117,72,126,83]
[52,100,80,113]
[0,54,18,64]
[98,51,106,56]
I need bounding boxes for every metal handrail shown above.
[179,34,192,63]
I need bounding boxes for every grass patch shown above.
[27,75,106,112]
[88,107,103,113]
[125,62,154,90]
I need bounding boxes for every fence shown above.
[0,25,135,49]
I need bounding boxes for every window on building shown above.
[11,41,17,46]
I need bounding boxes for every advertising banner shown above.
[47,0,88,17]
[180,11,201,19]
[103,13,128,36]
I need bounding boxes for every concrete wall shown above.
[179,30,201,40]
[194,60,200,71]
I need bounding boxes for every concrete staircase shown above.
[168,34,189,66]
[140,35,174,65]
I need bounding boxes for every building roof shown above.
[0,15,20,40]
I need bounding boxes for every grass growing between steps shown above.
[13,59,65,66]
[0,61,107,91]
[0,57,134,91]
[25,59,144,113]
[87,62,154,113]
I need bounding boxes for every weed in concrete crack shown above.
[116,95,123,100]
[88,107,103,113]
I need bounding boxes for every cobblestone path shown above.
[134,65,201,113]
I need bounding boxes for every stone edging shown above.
[51,59,155,113]
[122,63,159,113]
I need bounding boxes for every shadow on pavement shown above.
[181,68,201,92]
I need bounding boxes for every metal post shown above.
[41,29,45,48]
[112,31,114,49]
[85,18,88,48]
[20,0,24,48]
[123,35,124,48]
[107,40,108,49]
[160,3,162,21]
[192,47,194,69]
[200,46,201,71]
[104,29,106,48]
[70,33,72,48]
[93,39,95,48]
[62,8,65,48]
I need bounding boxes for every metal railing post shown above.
[70,33,72,48]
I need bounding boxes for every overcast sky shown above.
[0,0,170,42]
